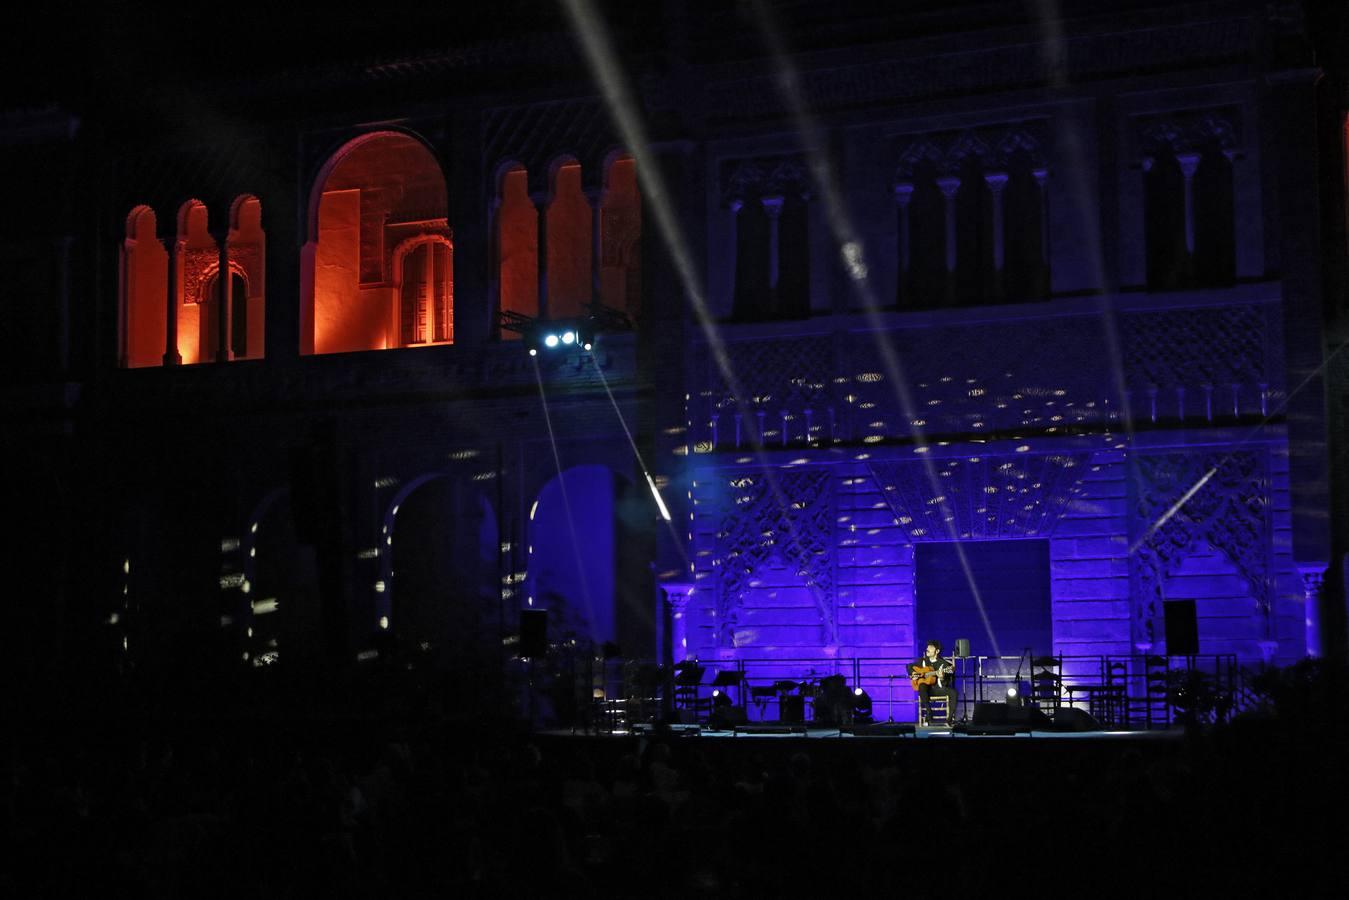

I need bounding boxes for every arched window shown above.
[1144,155,1188,291]
[120,206,167,368]
[175,199,214,364]
[393,237,454,346]
[304,132,450,354]
[600,155,642,320]
[497,164,538,333]
[726,157,811,321]
[227,195,266,359]
[547,159,592,320]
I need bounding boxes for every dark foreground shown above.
[7,663,1346,897]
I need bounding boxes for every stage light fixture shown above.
[529,348,538,357]
[1006,687,1018,698]
[561,330,576,345]
[544,333,560,348]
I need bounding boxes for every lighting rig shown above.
[499,301,634,356]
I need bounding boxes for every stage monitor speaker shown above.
[779,694,805,724]
[1050,707,1101,732]
[971,701,1053,729]
[954,638,971,658]
[520,609,548,658]
[1164,599,1199,656]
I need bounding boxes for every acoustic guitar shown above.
[910,664,953,690]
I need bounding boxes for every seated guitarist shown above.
[909,640,958,726]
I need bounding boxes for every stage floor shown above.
[542,724,1183,741]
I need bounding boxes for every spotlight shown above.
[529,348,538,357]
[561,330,576,345]
[544,333,560,348]
[852,688,873,724]
[1006,687,1018,699]
[583,342,593,351]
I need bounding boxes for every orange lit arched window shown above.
[547,159,591,320]
[497,164,538,333]
[120,206,168,368]
[175,199,214,364]
[304,132,450,355]
[601,156,641,320]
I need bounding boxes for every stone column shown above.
[894,182,913,304]
[215,229,232,362]
[663,581,695,664]
[531,191,551,319]
[162,235,181,366]
[1176,152,1202,256]
[761,194,784,295]
[984,172,1009,272]
[586,188,605,308]
[1032,167,1050,270]
[936,176,961,306]
[1298,564,1326,658]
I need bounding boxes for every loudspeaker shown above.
[1050,707,1101,732]
[971,701,1053,729]
[710,705,747,729]
[779,694,805,723]
[954,638,971,658]
[1164,599,1199,656]
[520,609,548,658]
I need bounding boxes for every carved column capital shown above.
[893,182,914,206]
[760,194,785,217]
[935,176,962,199]
[983,171,1010,192]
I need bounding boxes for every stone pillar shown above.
[162,235,181,366]
[1032,167,1050,270]
[663,581,695,664]
[936,176,961,306]
[531,191,551,319]
[761,194,784,295]
[1298,564,1326,658]
[586,187,605,308]
[215,230,231,362]
[984,172,1009,272]
[1176,152,1202,256]
[935,176,961,274]
[894,182,913,305]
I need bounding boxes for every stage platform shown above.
[540,723,1183,741]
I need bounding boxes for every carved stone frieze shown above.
[715,468,837,645]
[484,99,618,194]
[894,121,1049,181]
[1121,304,1272,391]
[1135,108,1242,158]
[720,155,811,207]
[867,453,1092,542]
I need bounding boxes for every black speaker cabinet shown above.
[779,694,805,723]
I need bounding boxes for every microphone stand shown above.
[1012,647,1028,705]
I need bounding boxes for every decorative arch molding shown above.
[189,260,250,305]
[720,154,812,207]
[893,120,1049,182]
[1135,107,1242,160]
[712,468,837,646]
[303,127,445,244]
[1128,450,1271,648]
